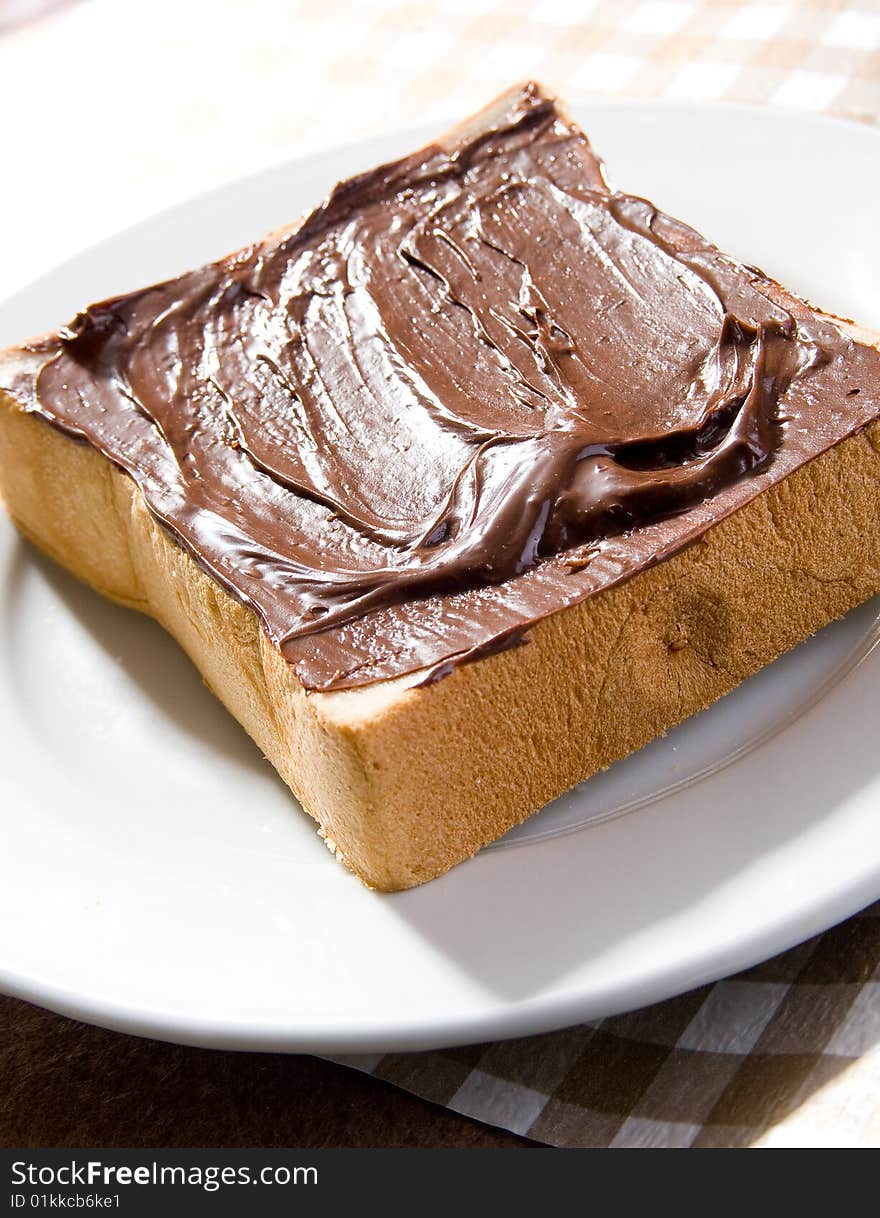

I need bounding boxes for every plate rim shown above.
[1,97,879,1053]
[2,855,878,1054]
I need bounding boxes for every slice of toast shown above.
[2,82,879,890]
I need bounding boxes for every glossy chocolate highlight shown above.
[9,85,880,689]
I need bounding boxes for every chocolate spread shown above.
[7,85,880,689]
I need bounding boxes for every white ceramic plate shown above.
[1,101,879,1053]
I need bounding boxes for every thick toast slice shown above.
[2,82,880,889]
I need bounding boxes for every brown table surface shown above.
[0,995,536,1148]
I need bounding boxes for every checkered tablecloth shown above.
[334,906,880,1147]
[1,0,879,1149]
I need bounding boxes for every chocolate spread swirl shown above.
[7,85,880,689]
